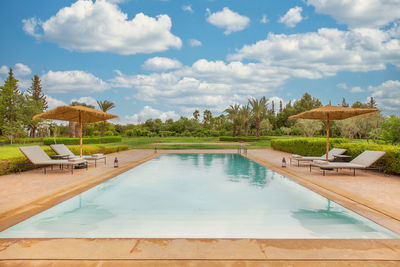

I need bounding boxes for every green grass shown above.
[0,143,43,159]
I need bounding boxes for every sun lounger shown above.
[50,144,106,167]
[310,150,385,176]
[20,146,87,174]
[290,148,347,166]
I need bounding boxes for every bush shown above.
[0,137,44,145]
[336,143,400,174]
[0,144,129,175]
[271,138,347,156]
[43,136,122,145]
[219,136,271,142]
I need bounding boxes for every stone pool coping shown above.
[0,149,399,265]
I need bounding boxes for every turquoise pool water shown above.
[0,154,398,238]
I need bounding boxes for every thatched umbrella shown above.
[289,105,378,161]
[33,105,119,157]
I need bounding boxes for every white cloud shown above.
[42,70,109,93]
[279,6,303,28]
[307,0,400,29]
[350,86,365,93]
[229,27,400,78]
[368,80,400,114]
[260,14,269,24]
[182,5,193,13]
[0,65,8,75]
[142,57,182,71]
[0,63,32,76]
[23,0,182,55]
[124,105,179,124]
[70,96,98,107]
[336,83,347,89]
[14,63,32,76]
[46,95,67,109]
[206,7,250,35]
[189,39,202,47]
[111,59,288,113]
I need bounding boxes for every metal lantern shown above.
[114,157,119,168]
[282,157,286,168]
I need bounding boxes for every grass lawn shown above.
[0,143,43,159]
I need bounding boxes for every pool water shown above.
[0,154,398,238]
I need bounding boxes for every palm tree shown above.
[249,96,268,137]
[96,100,116,137]
[203,109,212,124]
[193,109,200,121]
[240,105,251,137]
[224,104,240,137]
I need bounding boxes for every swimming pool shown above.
[0,154,398,238]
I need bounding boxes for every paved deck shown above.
[0,148,399,265]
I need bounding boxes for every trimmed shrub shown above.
[43,136,122,145]
[0,144,129,175]
[271,138,347,156]
[219,136,271,142]
[336,143,400,174]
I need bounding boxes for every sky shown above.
[1,0,400,124]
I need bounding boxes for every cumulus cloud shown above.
[70,96,98,106]
[142,57,182,71]
[260,14,269,24]
[229,27,400,78]
[307,0,400,29]
[14,63,32,76]
[336,83,348,89]
[46,95,67,109]
[206,7,250,35]
[124,105,179,124]
[22,0,182,55]
[42,70,109,93]
[0,65,8,75]
[279,6,303,28]
[189,39,202,47]
[350,86,365,93]
[368,80,400,114]
[182,5,193,13]
[111,59,289,113]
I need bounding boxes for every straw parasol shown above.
[289,105,378,160]
[33,105,119,157]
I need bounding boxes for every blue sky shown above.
[1,0,400,123]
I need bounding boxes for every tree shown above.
[295,119,323,137]
[381,116,400,144]
[293,93,322,114]
[240,105,251,137]
[351,101,368,108]
[368,97,377,108]
[224,104,240,137]
[26,75,48,137]
[70,101,95,137]
[193,110,200,121]
[96,100,116,137]
[203,110,212,125]
[341,97,349,107]
[249,96,268,137]
[260,119,272,136]
[279,100,283,113]
[271,101,275,115]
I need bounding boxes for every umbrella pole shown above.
[326,116,330,161]
[79,112,83,157]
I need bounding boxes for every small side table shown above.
[333,155,352,162]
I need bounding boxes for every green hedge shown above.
[0,144,129,175]
[336,143,400,174]
[43,136,122,145]
[219,136,271,142]
[271,138,347,156]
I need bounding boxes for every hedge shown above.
[0,144,129,175]
[270,138,348,156]
[335,143,400,174]
[43,136,122,145]
[219,136,271,142]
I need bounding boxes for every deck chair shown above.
[310,150,385,176]
[50,144,106,167]
[290,148,347,166]
[20,146,87,174]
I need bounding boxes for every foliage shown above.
[335,142,400,174]
[96,99,116,137]
[219,136,270,142]
[295,119,323,137]
[271,138,348,156]
[381,115,400,144]
[249,96,268,137]
[43,136,122,145]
